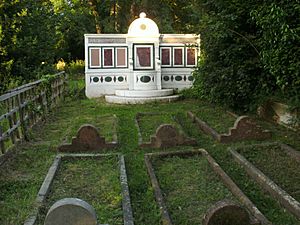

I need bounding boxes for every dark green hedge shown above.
[191,0,299,111]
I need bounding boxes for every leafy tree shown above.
[1,0,299,112]
[191,0,266,111]
[191,0,299,111]
[0,0,58,93]
[51,0,96,59]
[251,1,300,107]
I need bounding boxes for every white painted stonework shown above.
[85,13,200,103]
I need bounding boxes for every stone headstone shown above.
[74,124,105,148]
[220,116,271,143]
[140,124,197,148]
[155,124,179,147]
[44,198,97,225]
[58,124,116,152]
[139,124,197,148]
[203,200,251,225]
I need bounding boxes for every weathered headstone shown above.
[188,111,271,143]
[203,200,251,225]
[58,124,116,152]
[75,124,104,147]
[155,124,179,147]
[141,124,197,148]
[220,116,271,143]
[44,198,97,225]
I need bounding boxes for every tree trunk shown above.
[88,0,101,33]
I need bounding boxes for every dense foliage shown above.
[190,0,300,111]
[0,1,58,92]
[1,0,299,111]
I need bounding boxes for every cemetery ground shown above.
[0,80,300,225]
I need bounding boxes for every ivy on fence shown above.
[0,72,67,157]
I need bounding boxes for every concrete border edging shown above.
[230,146,300,220]
[145,149,271,225]
[24,155,62,225]
[144,154,173,225]
[119,155,134,225]
[24,153,134,225]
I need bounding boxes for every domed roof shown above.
[128,12,159,37]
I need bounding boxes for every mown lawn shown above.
[0,85,300,225]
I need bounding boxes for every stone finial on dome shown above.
[128,12,159,37]
[140,12,146,18]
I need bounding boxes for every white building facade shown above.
[85,13,200,103]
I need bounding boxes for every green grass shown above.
[193,105,237,134]
[137,113,181,142]
[237,144,300,202]
[0,85,300,225]
[0,144,55,225]
[37,156,122,225]
[152,155,236,225]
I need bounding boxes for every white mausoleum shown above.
[85,12,200,104]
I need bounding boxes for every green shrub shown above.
[66,60,85,77]
[191,0,299,112]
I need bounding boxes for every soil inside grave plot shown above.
[63,114,117,143]
[152,155,237,225]
[193,106,237,134]
[238,145,300,202]
[36,156,122,225]
[137,113,181,142]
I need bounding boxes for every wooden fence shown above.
[0,72,67,157]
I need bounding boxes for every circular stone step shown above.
[115,89,173,98]
[105,95,179,104]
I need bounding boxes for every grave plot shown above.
[230,143,300,220]
[187,106,271,143]
[58,114,118,152]
[24,153,133,225]
[145,149,271,225]
[135,112,196,148]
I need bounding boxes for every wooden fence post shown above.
[7,98,16,144]
[0,125,5,154]
[12,96,20,140]
[18,92,28,141]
